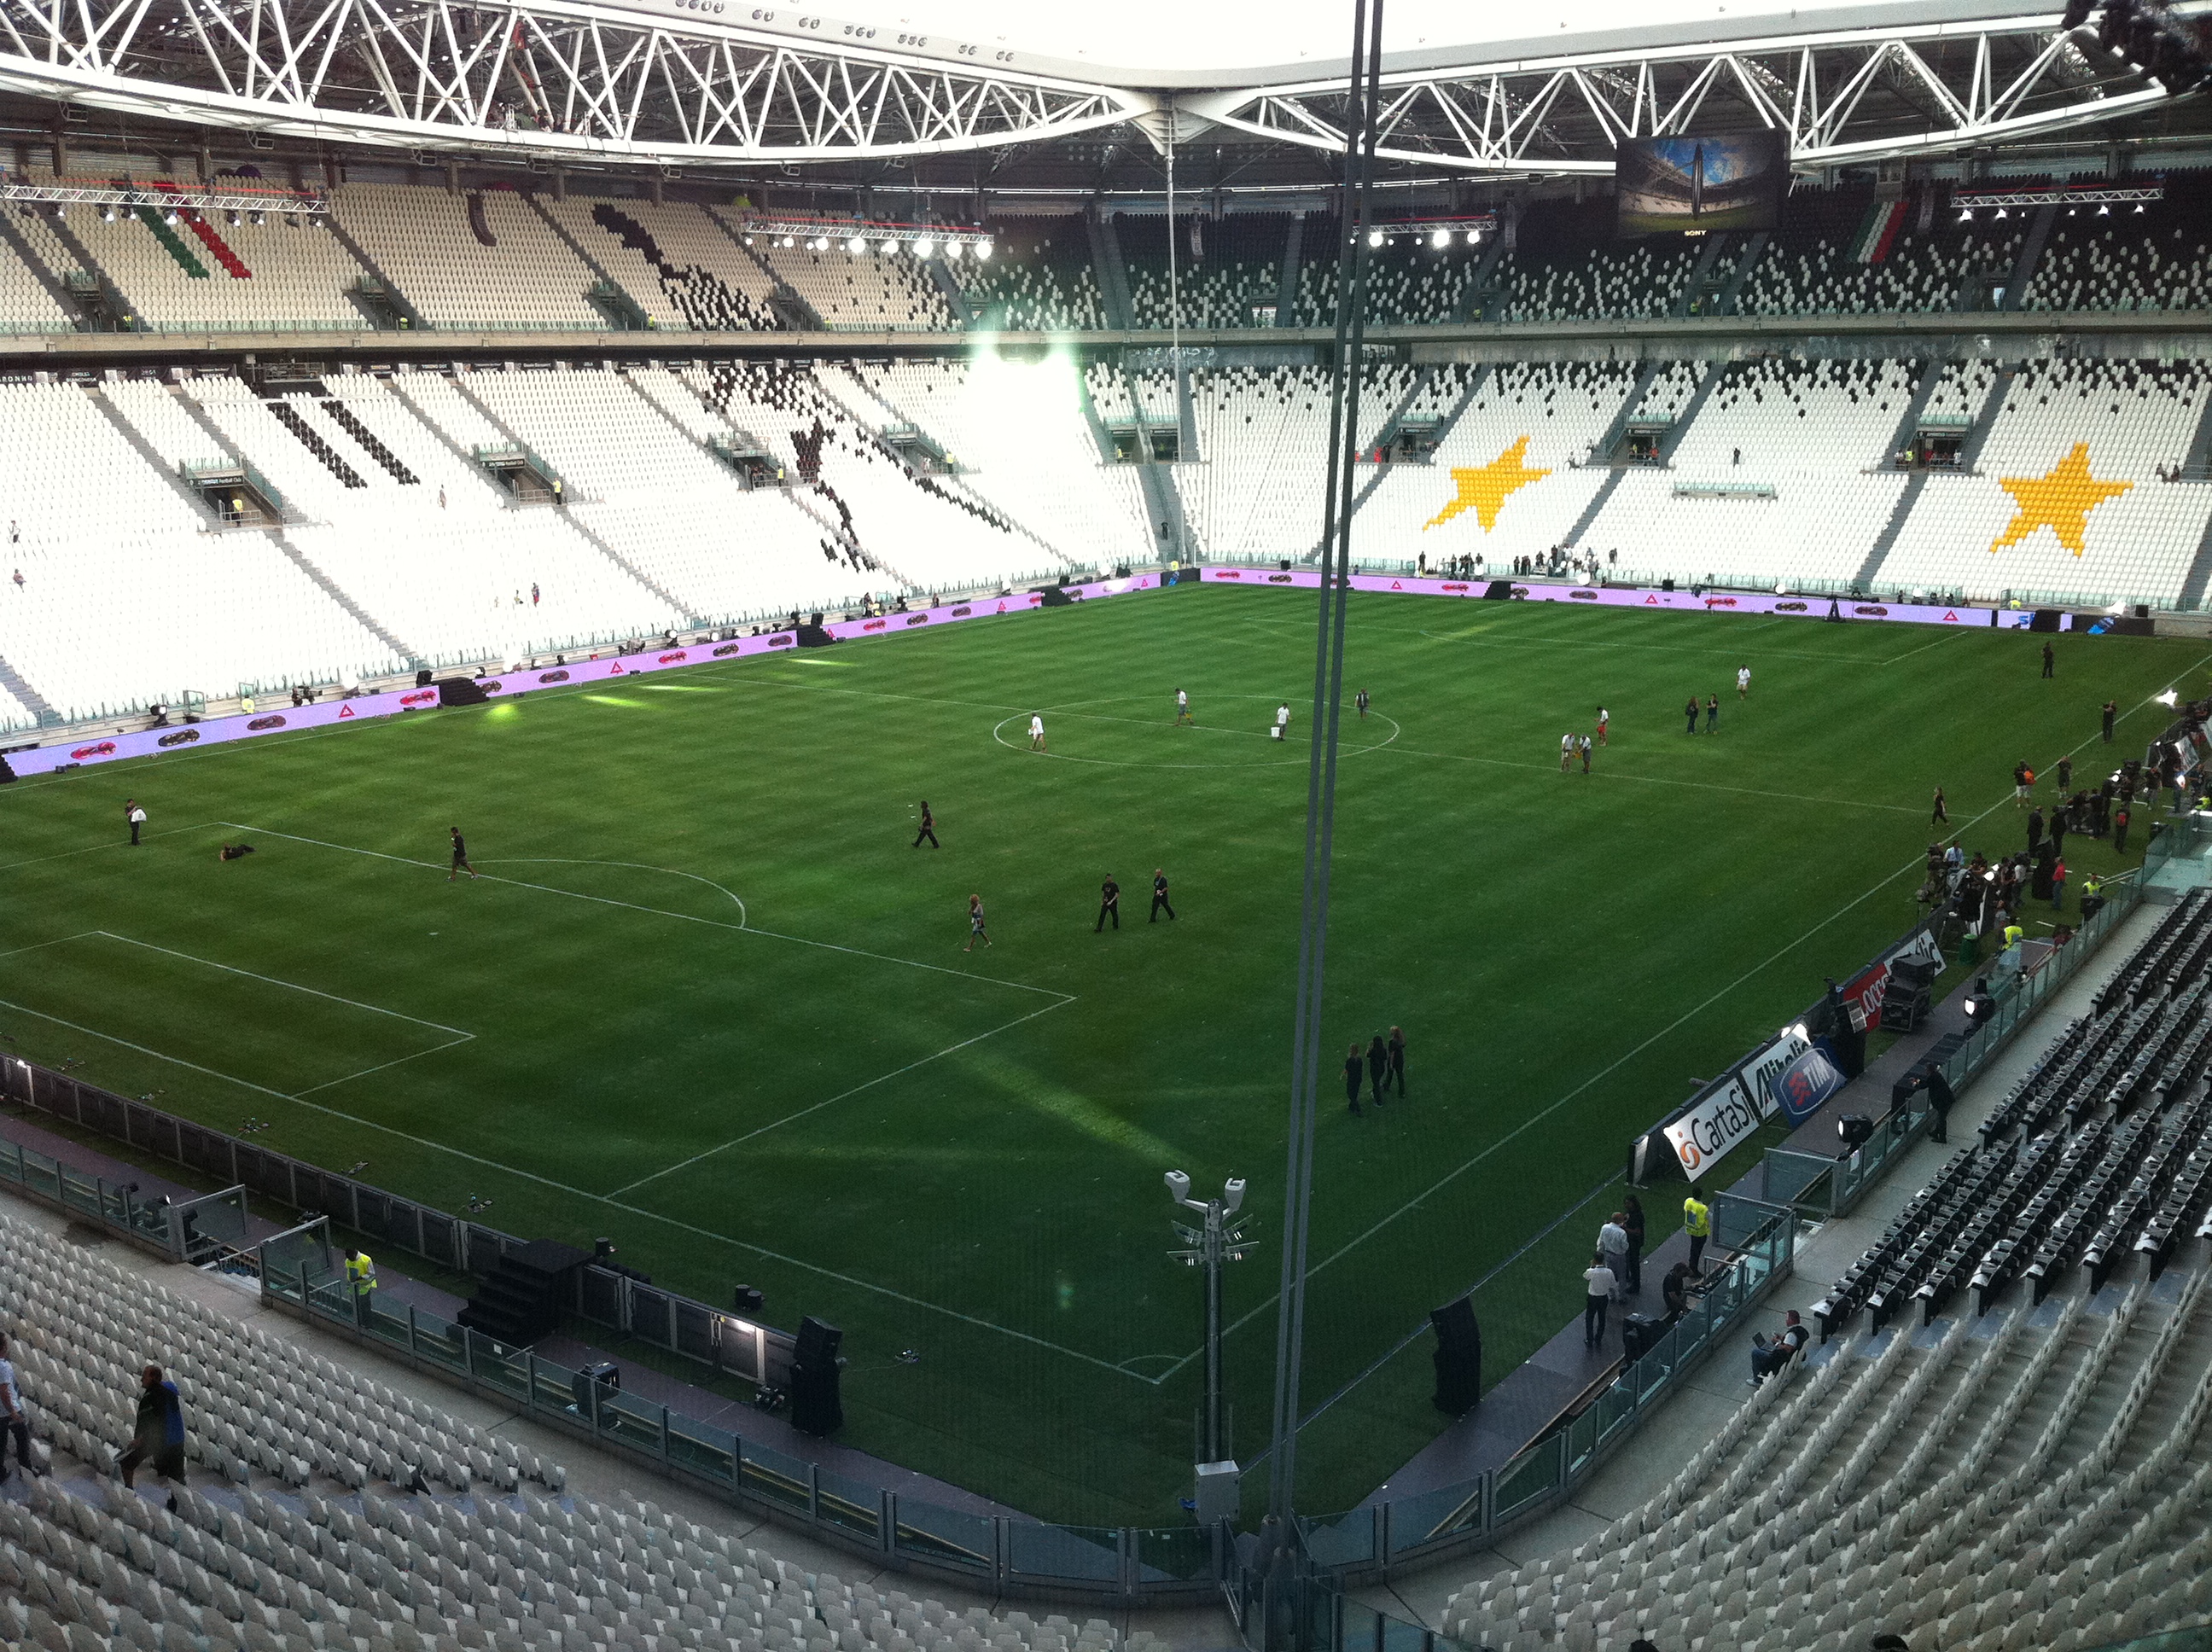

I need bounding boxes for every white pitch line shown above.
[0,985,1131,1378]
[480,858,748,928]
[1381,743,1925,815]
[92,933,474,1038]
[0,933,98,962]
[610,995,1075,1195]
[1880,630,1967,666]
[293,1035,480,1098]
[0,823,211,869]
[1147,662,2212,1383]
[225,823,1069,999]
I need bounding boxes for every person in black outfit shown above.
[1149,868,1174,922]
[1660,1262,1691,1323]
[448,827,479,882]
[1095,874,1120,931]
[2041,641,2055,678]
[1931,786,1947,825]
[2104,699,2117,742]
[1366,1034,1388,1107]
[1344,1044,1365,1115]
[2027,807,2044,855]
[1685,695,1700,735]
[913,801,939,849]
[2049,805,2067,858]
[1387,1026,1406,1096]
[1922,1066,1956,1143]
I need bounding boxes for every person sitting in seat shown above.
[1749,1310,1809,1387]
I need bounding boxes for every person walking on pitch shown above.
[1354,688,1371,720]
[1685,695,1700,735]
[1367,1034,1389,1107]
[1096,874,1121,932]
[1932,786,1948,826]
[1149,868,1175,922]
[1175,689,1193,726]
[1273,703,1291,741]
[1580,734,1592,775]
[1704,694,1720,733]
[1596,707,1610,745]
[2103,699,2117,742]
[912,801,940,849]
[963,894,991,952]
[1028,713,1046,752]
[125,799,146,846]
[1562,732,1575,772]
[1737,665,1750,699]
[1344,1044,1365,1116]
[1387,1026,1406,1096]
[448,827,479,882]
[2041,641,2055,678]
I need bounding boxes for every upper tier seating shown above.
[753,241,952,331]
[0,1206,1163,1652]
[1738,189,2024,318]
[2023,178,2212,313]
[331,186,608,331]
[1120,213,1290,329]
[957,221,1106,331]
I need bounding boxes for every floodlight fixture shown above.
[846,236,865,254]
[915,236,936,258]
[1429,227,1451,248]
[1365,228,1384,248]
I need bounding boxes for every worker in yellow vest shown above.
[343,1247,378,1329]
[1683,1185,1711,1278]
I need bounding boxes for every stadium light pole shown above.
[1266,0,1385,1528]
[1166,1171,1254,1468]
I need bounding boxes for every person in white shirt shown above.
[1027,713,1045,752]
[1273,703,1291,740]
[1598,1213,1630,1300]
[1561,733,1575,772]
[1738,665,1751,699]
[1596,707,1610,746]
[1583,1253,1617,1347]
[1174,688,1192,726]
[0,1331,31,1482]
[125,800,148,846]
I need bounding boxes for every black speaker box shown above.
[437,678,490,707]
[415,668,434,688]
[795,1315,842,1366]
[789,1359,842,1436]
[731,1285,764,1317]
[1429,1296,1481,1416]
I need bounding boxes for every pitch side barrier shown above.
[0,571,1184,779]
[1201,565,2098,631]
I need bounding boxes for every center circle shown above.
[992,695,1401,769]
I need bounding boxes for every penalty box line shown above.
[1145,665,2212,1387]
[221,823,1073,1002]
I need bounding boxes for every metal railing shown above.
[1293,1197,1796,1581]
[1757,873,2144,1220]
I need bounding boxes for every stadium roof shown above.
[789,0,2101,89]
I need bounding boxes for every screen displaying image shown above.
[1615,131,1788,236]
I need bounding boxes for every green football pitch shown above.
[0,585,2200,1523]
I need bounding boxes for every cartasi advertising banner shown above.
[1661,1027,1812,1177]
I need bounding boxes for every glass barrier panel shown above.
[1761,1151,1832,1211]
[60,1166,102,1219]
[1566,1409,1598,1475]
[1638,1326,1677,1401]
[665,1411,736,1483]
[1596,1378,1638,1446]
[891,1501,993,1573]
[527,1356,579,1416]
[737,1439,814,1515]
[596,1387,664,1451]
[1301,1509,1378,1571]
[0,1140,20,1183]
[1135,1526,1214,1584]
[413,1312,471,1373]
[1008,1522,1120,1585]
[1493,1434,1564,1521]
[367,1297,411,1347]
[1388,1480,1484,1554]
[814,1466,882,1542]
[1380,1613,1434,1652]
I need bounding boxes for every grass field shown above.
[0,584,2199,1524]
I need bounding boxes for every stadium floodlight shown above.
[1464,229,1481,245]
[945,241,963,259]
[1365,228,1384,248]
[978,241,994,259]
[778,235,795,247]
[1994,207,2008,218]
[1959,207,1974,221]
[877,238,895,254]
[101,205,115,222]
[1429,228,1451,249]
[845,236,865,254]
[227,210,241,226]
[1165,1170,1254,1474]
[164,208,180,224]
[914,236,936,258]
[2099,204,2111,214]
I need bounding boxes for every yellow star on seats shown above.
[1424,436,1551,532]
[1988,443,2133,558]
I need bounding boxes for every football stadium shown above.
[7,0,2212,1648]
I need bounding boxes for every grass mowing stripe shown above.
[0,823,212,868]
[1381,742,1925,814]
[93,932,474,1037]
[222,823,1074,999]
[608,994,1079,1195]
[1151,660,2212,1389]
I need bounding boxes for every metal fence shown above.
[0,1056,796,1387]
[3,1050,1790,1603]
[1757,870,2145,1220]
